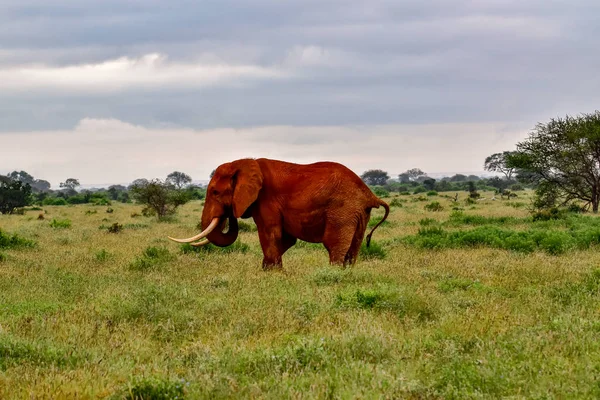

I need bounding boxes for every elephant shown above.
[168,158,390,269]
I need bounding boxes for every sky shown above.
[1,0,599,187]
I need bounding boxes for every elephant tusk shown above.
[167,218,220,243]
[190,239,210,247]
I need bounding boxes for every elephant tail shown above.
[366,199,390,247]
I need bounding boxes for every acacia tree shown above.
[484,151,516,180]
[129,179,190,219]
[508,111,600,212]
[166,171,192,189]
[399,168,427,183]
[360,169,389,186]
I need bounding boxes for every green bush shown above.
[389,198,405,208]
[426,191,438,196]
[360,241,386,260]
[0,252,6,262]
[335,287,435,320]
[424,201,444,212]
[371,186,390,198]
[49,219,71,229]
[532,207,564,221]
[130,247,174,271]
[42,197,68,206]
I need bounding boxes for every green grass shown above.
[2,195,600,397]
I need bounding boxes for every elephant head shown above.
[168,159,263,247]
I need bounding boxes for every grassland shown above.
[2,191,600,398]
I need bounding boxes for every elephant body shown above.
[172,158,390,269]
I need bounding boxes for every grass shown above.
[2,194,600,397]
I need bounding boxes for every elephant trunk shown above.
[202,212,239,247]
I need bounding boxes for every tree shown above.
[129,179,190,219]
[423,178,436,191]
[360,169,390,186]
[0,180,32,214]
[508,111,600,212]
[400,168,427,182]
[166,171,192,189]
[8,171,35,185]
[449,174,467,182]
[31,179,51,193]
[60,178,80,192]
[484,151,516,180]
[107,185,127,201]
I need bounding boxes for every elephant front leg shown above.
[257,225,285,270]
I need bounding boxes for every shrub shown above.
[42,197,68,206]
[95,249,111,262]
[335,287,435,320]
[532,208,564,222]
[106,207,114,214]
[107,223,123,233]
[131,212,141,218]
[130,179,191,220]
[426,191,438,196]
[84,209,98,215]
[0,252,6,262]
[389,198,405,208]
[130,247,174,271]
[371,186,390,198]
[424,201,444,212]
[37,213,45,220]
[49,219,71,229]
[360,241,386,260]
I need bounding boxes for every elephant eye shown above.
[212,189,219,196]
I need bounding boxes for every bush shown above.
[532,208,564,222]
[371,186,390,198]
[426,191,438,196]
[389,198,405,208]
[360,241,386,260]
[49,219,71,229]
[0,252,6,262]
[106,207,114,214]
[107,222,123,233]
[130,179,190,220]
[424,201,444,212]
[37,213,45,220]
[42,197,68,206]
[0,230,35,249]
[130,247,174,271]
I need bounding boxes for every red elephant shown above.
[169,158,389,269]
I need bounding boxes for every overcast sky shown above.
[1,0,599,187]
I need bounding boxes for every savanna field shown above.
[2,191,600,399]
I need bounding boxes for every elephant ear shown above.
[232,159,263,218]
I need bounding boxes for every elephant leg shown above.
[257,223,285,270]
[281,231,297,255]
[323,223,355,267]
[345,214,369,266]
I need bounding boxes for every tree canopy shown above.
[508,111,600,212]
[166,171,192,189]
[0,180,32,214]
[360,169,389,186]
[484,151,516,180]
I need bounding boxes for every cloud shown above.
[0,53,285,93]
[1,118,528,187]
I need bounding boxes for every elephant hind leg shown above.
[344,213,369,266]
[323,223,356,267]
